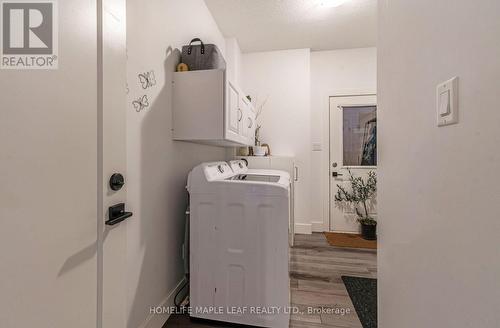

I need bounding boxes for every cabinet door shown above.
[240,96,255,145]
[246,104,256,146]
[240,96,249,141]
[226,81,241,141]
[244,107,256,146]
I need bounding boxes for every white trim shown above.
[294,223,312,234]
[137,277,187,328]
[96,1,104,327]
[311,221,325,232]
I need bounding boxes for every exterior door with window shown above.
[329,95,377,232]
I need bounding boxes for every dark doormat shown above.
[342,276,377,328]
[164,314,259,327]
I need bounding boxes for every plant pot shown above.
[238,146,250,156]
[252,146,266,156]
[361,223,377,240]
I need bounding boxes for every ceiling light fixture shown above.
[319,0,349,8]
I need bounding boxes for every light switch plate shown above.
[437,77,459,126]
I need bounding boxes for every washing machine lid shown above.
[247,168,290,179]
[188,161,289,195]
[228,160,290,186]
[229,174,281,183]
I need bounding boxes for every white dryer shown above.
[187,161,290,328]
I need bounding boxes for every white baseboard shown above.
[311,221,325,232]
[294,223,312,234]
[138,277,187,328]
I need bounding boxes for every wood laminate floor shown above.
[164,233,377,327]
[289,233,376,328]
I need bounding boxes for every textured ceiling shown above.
[204,0,377,53]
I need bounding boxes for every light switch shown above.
[438,90,450,117]
[437,77,459,126]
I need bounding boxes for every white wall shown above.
[242,49,311,228]
[225,37,243,86]
[310,48,377,231]
[378,1,500,327]
[126,1,228,327]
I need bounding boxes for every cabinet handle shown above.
[294,167,299,182]
[237,108,243,122]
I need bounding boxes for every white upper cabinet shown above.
[172,69,252,147]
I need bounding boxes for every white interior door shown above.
[0,1,99,327]
[0,1,128,327]
[329,95,377,233]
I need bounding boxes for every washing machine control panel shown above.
[204,162,233,181]
[229,160,248,174]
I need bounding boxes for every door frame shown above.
[98,0,128,327]
[325,92,377,232]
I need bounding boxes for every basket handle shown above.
[187,38,205,55]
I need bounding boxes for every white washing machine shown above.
[229,159,291,182]
[187,161,290,328]
[229,160,294,247]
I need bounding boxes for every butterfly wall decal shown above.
[132,95,149,112]
[138,70,156,89]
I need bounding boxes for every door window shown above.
[342,106,377,166]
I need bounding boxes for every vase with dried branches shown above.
[251,96,268,156]
[253,96,267,145]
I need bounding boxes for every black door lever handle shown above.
[106,203,133,226]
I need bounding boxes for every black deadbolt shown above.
[110,173,125,191]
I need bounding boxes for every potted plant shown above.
[334,169,377,240]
